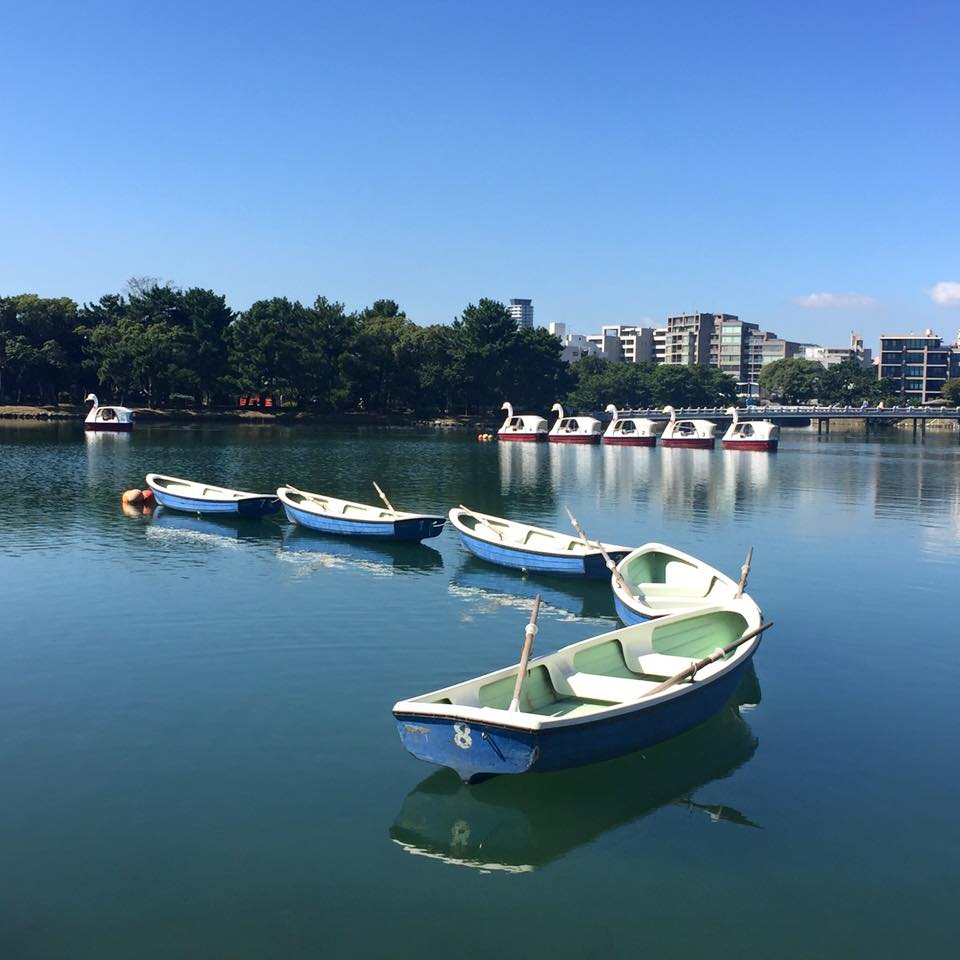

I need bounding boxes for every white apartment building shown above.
[548,322,602,362]
[508,298,534,329]
[803,332,873,369]
[586,324,657,363]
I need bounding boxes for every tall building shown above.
[508,298,534,329]
[653,327,667,365]
[878,330,959,403]
[664,313,738,366]
[709,318,803,398]
[586,325,656,364]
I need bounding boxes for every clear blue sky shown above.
[2,0,958,349]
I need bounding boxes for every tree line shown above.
[0,282,746,414]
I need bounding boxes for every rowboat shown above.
[722,407,780,451]
[602,404,660,446]
[84,393,134,432]
[497,401,548,442]
[145,473,281,517]
[391,681,760,871]
[548,403,602,444]
[448,506,632,578]
[393,599,766,782]
[611,542,741,624]
[660,405,716,449]
[277,486,445,541]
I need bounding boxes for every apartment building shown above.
[508,298,534,329]
[664,312,738,366]
[709,318,804,399]
[878,330,959,403]
[804,332,873,368]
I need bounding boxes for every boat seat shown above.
[635,653,697,677]
[637,577,715,599]
[564,672,660,702]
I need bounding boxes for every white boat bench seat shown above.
[637,578,716,599]
[563,672,661,702]
[635,653,697,677]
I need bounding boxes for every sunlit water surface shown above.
[1,423,957,958]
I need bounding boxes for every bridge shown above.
[617,405,960,438]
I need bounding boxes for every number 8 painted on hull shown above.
[453,723,472,749]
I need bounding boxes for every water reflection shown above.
[448,557,617,623]
[278,527,444,577]
[390,671,760,873]
[146,508,284,548]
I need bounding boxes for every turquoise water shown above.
[1,423,957,958]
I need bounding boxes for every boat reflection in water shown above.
[448,557,618,623]
[390,669,761,873]
[279,527,443,577]
[146,507,284,547]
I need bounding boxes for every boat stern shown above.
[394,713,540,783]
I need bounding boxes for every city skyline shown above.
[1,1,958,346]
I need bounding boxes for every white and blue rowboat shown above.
[449,507,631,578]
[393,599,766,783]
[611,542,742,625]
[145,474,281,517]
[277,486,445,541]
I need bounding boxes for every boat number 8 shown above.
[453,723,472,750]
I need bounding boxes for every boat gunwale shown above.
[392,600,762,732]
[448,508,631,560]
[611,542,742,614]
[277,485,444,525]
[146,473,277,503]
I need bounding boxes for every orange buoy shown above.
[141,489,155,506]
[122,488,143,505]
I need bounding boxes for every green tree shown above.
[758,357,824,402]
[449,299,519,413]
[353,301,421,412]
[228,297,306,401]
[941,378,960,405]
[567,356,653,410]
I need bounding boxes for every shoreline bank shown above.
[0,405,493,430]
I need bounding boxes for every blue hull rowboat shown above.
[393,600,765,783]
[145,474,281,517]
[277,486,445,542]
[612,542,744,625]
[448,507,631,578]
[390,683,760,872]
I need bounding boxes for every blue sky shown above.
[1,0,958,348]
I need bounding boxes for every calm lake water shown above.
[1,422,957,958]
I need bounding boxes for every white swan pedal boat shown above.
[722,407,780,451]
[612,542,743,624]
[497,402,548,442]
[278,486,445,541]
[449,506,632,578]
[603,404,660,446]
[146,474,281,517]
[393,599,765,782]
[84,393,134,432]
[660,405,716,449]
[548,403,602,444]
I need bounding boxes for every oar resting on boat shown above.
[448,506,632,578]
[277,486,445,541]
[145,473,281,517]
[393,597,768,783]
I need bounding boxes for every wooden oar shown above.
[509,594,542,712]
[373,481,396,514]
[735,546,754,598]
[565,506,628,591]
[641,621,773,699]
[459,504,503,541]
